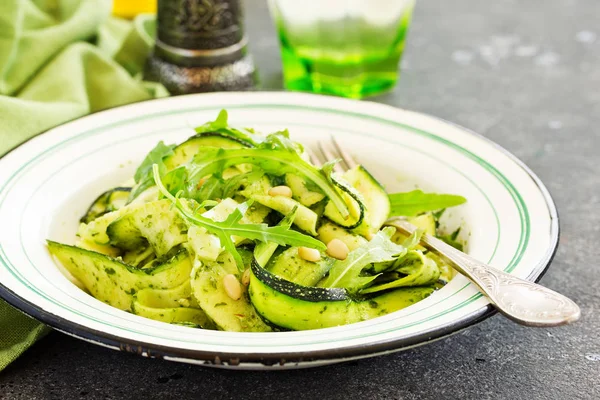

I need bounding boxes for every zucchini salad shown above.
[48,111,467,332]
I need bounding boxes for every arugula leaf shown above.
[432,208,445,229]
[129,141,176,200]
[388,190,466,217]
[195,175,225,201]
[194,170,266,202]
[186,145,350,219]
[134,111,260,201]
[134,141,176,183]
[361,250,440,294]
[200,109,229,131]
[369,229,424,274]
[400,229,425,250]
[221,170,264,199]
[254,207,297,267]
[165,167,263,203]
[213,201,250,268]
[320,227,407,293]
[153,165,325,270]
[438,228,464,251]
[194,110,259,146]
[160,166,187,196]
[258,129,303,153]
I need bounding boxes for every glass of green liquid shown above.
[268,0,415,98]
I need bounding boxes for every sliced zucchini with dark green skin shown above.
[81,187,132,224]
[199,197,271,247]
[186,225,222,262]
[163,131,254,171]
[426,252,456,285]
[249,194,319,236]
[132,280,214,328]
[317,221,367,251]
[135,279,196,308]
[107,199,189,256]
[47,241,192,311]
[267,247,333,286]
[190,252,272,332]
[323,165,390,236]
[249,258,435,330]
[342,165,390,236]
[322,175,365,230]
[285,174,325,207]
[75,239,121,258]
[240,176,319,235]
[78,205,137,246]
[131,301,215,328]
[121,246,155,267]
[408,213,436,235]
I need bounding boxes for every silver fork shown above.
[310,137,580,327]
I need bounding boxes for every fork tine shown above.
[318,141,345,173]
[305,147,321,167]
[331,136,358,169]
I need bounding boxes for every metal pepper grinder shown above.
[144,0,256,94]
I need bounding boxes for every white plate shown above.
[0,92,558,369]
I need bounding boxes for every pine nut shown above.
[177,298,190,307]
[327,239,349,260]
[223,274,242,300]
[268,185,293,198]
[241,268,251,286]
[298,246,321,262]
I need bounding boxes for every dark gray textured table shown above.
[1,0,598,399]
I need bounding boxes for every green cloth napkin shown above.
[0,0,166,371]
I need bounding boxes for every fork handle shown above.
[385,218,580,327]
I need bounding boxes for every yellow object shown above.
[112,0,156,19]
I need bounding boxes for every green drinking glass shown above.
[268,0,415,99]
